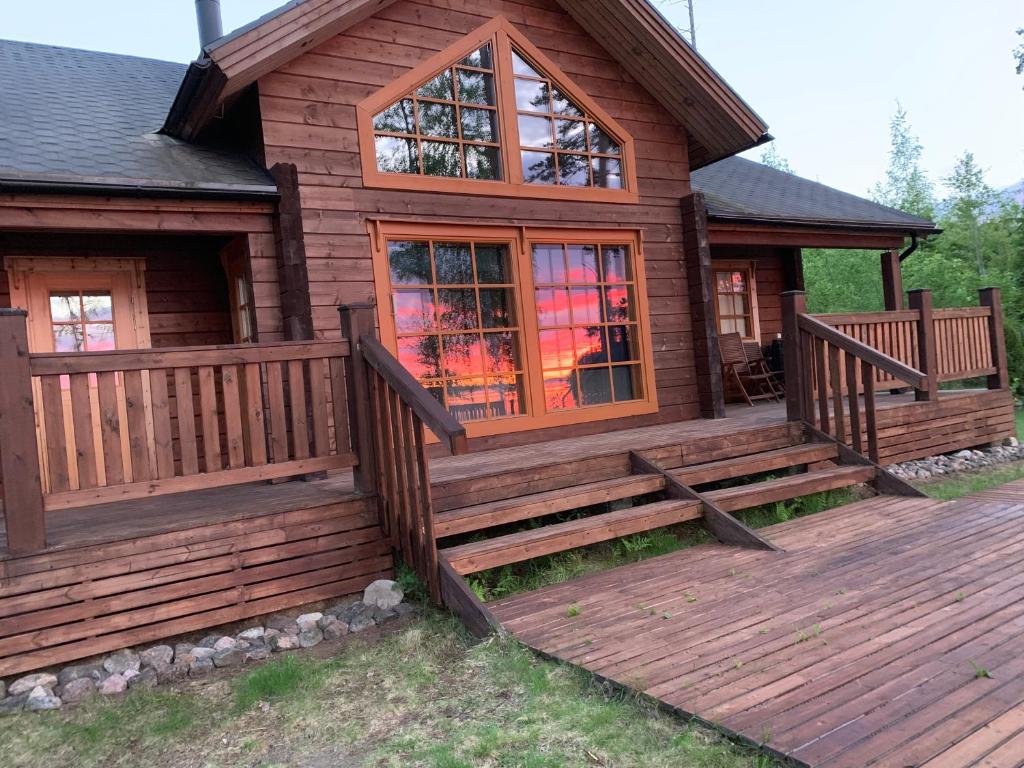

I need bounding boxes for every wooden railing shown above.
[933,307,997,382]
[812,310,921,388]
[341,304,468,604]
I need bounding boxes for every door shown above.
[7,258,151,490]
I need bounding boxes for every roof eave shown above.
[0,175,280,202]
[705,212,942,237]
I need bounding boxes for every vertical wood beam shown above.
[269,162,314,341]
[0,309,46,554]
[979,287,1009,390]
[907,289,938,401]
[880,250,904,311]
[781,290,806,422]
[680,192,725,418]
[340,303,378,495]
[781,247,805,292]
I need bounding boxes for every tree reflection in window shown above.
[533,242,642,410]
[49,291,116,353]
[388,239,524,421]
[373,45,502,181]
[512,49,622,189]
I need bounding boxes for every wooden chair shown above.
[719,332,780,406]
[743,340,785,397]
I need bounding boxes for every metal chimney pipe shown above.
[194,0,224,50]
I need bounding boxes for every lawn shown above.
[0,614,776,768]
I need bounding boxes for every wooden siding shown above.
[256,0,699,450]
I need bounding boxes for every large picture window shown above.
[371,223,657,438]
[357,16,638,203]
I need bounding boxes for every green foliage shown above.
[871,104,935,220]
[759,144,794,174]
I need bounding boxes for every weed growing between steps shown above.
[465,486,864,602]
[0,612,777,768]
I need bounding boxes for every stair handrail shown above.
[361,336,469,456]
[796,314,927,389]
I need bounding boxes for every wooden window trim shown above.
[369,220,657,440]
[712,259,760,343]
[356,16,640,204]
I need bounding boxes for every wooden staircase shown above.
[436,426,917,577]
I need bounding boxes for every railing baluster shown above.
[40,375,70,493]
[174,368,199,476]
[801,331,815,425]
[148,369,175,479]
[123,369,151,482]
[814,336,830,433]
[829,343,845,444]
[845,351,862,454]
[96,370,124,486]
[374,372,399,546]
[307,358,330,457]
[862,360,878,462]
[412,412,442,605]
[387,386,414,570]
[242,363,267,466]
[287,359,310,460]
[198,365,221,473]
[221,365,246,469]
[265,361,289,464]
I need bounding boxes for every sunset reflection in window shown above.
[532,242,642,410]
[388,239,524,422]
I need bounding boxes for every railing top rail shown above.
[933,306,992,319]
[812,310,921,324]
[29,339,350,375]
[361,336,469,456]
[797,313,928,389]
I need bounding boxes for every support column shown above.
[680,192,725,418]
[780,291,806,422]
[0,309,46,554]
[907,289,938,401]
[880,250,904,311]
[270,162,315,341]
[979,287,1009,390]
[340,303,378,495]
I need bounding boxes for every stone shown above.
[298,628,324,649]
[0,680,4,699]
[371,607,398,624]
[9,673,58,697]
[1006,436,1019,447]
[321,617,349,642]
[128,667,158,690]
[349,611,376,634]
[263,628,282,642]
[265,614,300,634]
[270,633,300,652]
[146,659,174,682]
[213,636,238,652]
[363,580,404,610]
[0,695,28,715]
[58,663,106,687]
[188,658,215,677]
[26,686,62,711]
[140,645,174,669]
[190,647,217,661]
[99,674,128,695]
[59,677,97,704]
[213,648,244,668]
[296,612,323,632]
[103,649,141,676]
[162,663,191,683]
[197,634,221,649]
[174,643,196,662]
[238,627,265,642]
[244,646,271,663]
[122,669,140,685]
[394,602,416,618]
[324,600,358,618]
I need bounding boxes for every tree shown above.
[759,144,794,174]
[941,152,999,276]
[1014,28,1024,85]
[871,105,935,220]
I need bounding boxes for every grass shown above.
[0,613,776,768]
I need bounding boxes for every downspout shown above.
[898,232,919,263]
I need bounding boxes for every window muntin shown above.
[387,239,525,422]
[715,267,756,339]
[511,49,622,189]
[532,242,642,411]
[373,44,503,181]
[48,291,116,353]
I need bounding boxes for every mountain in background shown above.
[1002,179,1024,207]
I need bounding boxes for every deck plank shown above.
[489,484,1024,767]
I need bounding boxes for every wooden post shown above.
[880,250,904,311]
[781,291,806,422]
[270,163,315,341]
[680,192,726,418]
[340,303,378,495]
[907,289,938,401]
[0,309,46,554]
[979,287,1009,390]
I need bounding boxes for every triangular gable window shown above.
[358,17,637,202]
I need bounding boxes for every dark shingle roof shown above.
[0,40,275,196]
[691,156,937,232]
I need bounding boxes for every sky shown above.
[3,0,1022,198]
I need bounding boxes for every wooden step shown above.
[441,498,703,575]
[434,474,666,538]
[673,443,839,486]
[705,465,875,513]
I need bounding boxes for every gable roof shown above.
[0,39,276,198]
[691,156,939,234]
[164,0,769,167]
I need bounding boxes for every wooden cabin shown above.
[0,0,1014,675]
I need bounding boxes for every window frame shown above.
[369,220,658,440]
[712,260,761,342]
[356,16,639,204]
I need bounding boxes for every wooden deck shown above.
[490,481,1024,767]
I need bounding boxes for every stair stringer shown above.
[801,423,926,498]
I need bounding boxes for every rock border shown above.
[887,437,1022,482]
[0,580,410,715]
